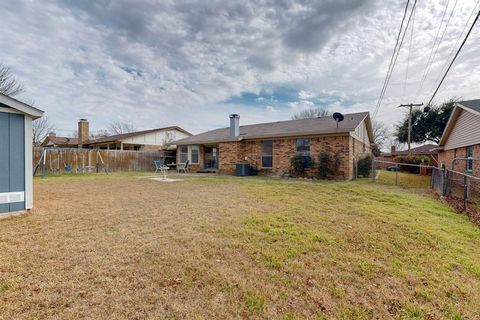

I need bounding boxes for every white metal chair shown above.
[177,160,190,174]
[154,160,170,178]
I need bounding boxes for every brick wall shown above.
[438,144,480,176]
[216,134,369,179]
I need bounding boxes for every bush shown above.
[357,155,372,177]
[290,155,313,176]
[397,155,430,173]
[317,152,341,179]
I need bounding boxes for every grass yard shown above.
[1,173,480,319]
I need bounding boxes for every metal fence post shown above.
[395,163,399,186]
[464,175,468,212]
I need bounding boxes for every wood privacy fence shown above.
[33,147,169,175]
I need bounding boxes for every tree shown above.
[372,120,389,151]
[0,64,24,96]
[292,107,329,120]
[108,121,137,135]
[395,99,455,144]
[32,116,55,144]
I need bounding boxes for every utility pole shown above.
[398,103,423,152]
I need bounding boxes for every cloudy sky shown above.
[1,0,479,140]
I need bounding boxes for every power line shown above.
[419,0,459,101]
[415,0,451,99]
[426,7,480,107]
[430,0,480,94]
[373,0,417,120]
[372,0,410,119]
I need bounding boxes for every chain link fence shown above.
[372,159,480,221]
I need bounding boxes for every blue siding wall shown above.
[0,112,25,213]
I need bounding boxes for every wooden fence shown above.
[33,147,173,175]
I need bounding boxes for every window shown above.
[179,146,188,163]
[296,138,310,155]
[261,140,273,168]
[190,145,199,164]
[467,146,473,172]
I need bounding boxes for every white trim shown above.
[24,115,33,210]
[0,93,44,119]
[0,106,23,114]
[0,192,25,204]
[457,102,480,117]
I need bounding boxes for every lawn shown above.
[1,173,479,319]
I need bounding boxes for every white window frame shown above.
[190,145,199,164]
[261,140,273,169]
[179,145,200,164]
[179,146,188,163]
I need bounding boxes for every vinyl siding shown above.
[351,119,370,146]
[444,109,480,150]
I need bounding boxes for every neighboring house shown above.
[42,119,192,151]
[438,99,480,176]
[172,112,374,179]
[0,93,44,214]
[377,144,439,166]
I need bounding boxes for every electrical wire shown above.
[430,0,480,95]
[373,0,417,120]
[426,7,480,107]
[415,0,451,99]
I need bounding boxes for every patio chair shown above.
[154,160,170,178]
[177,160,190,174]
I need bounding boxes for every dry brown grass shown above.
[0,173,479,319]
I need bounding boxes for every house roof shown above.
[44,135,78,146]
[88,126,191,145]
[173,112,373,145]
[0,93,44,119]
[43,126,191,147]
[439,100,480,146]
[381,144,439,156]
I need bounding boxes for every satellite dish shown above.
[333,112,344,128]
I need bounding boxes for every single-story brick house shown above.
[172,112,374,179]
[437,99,480,176]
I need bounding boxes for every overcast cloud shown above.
[1,0,479,141]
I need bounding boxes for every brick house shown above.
[437,100,480,176]
[172,112,374,179]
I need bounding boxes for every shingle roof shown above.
[381,144,439,156]
[173,112,372,145]
[45,135,78,146]
[459,99,480,113]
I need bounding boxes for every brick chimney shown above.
[391,145,396,155]
[229,114,240,138]
[78,119,89,148]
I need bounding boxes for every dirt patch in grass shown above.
[0,174,479,319]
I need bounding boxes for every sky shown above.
[1,0,479,141]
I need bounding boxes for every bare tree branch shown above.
[372,120,389,150]
[32,116,55,144]
[108,121,137,135]
[291,108,330,120]
[0,64,25,96]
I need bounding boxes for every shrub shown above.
[290,155,313,176]
[397,155,430,173]
[317,152,341,179]
[357,155,372,177]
